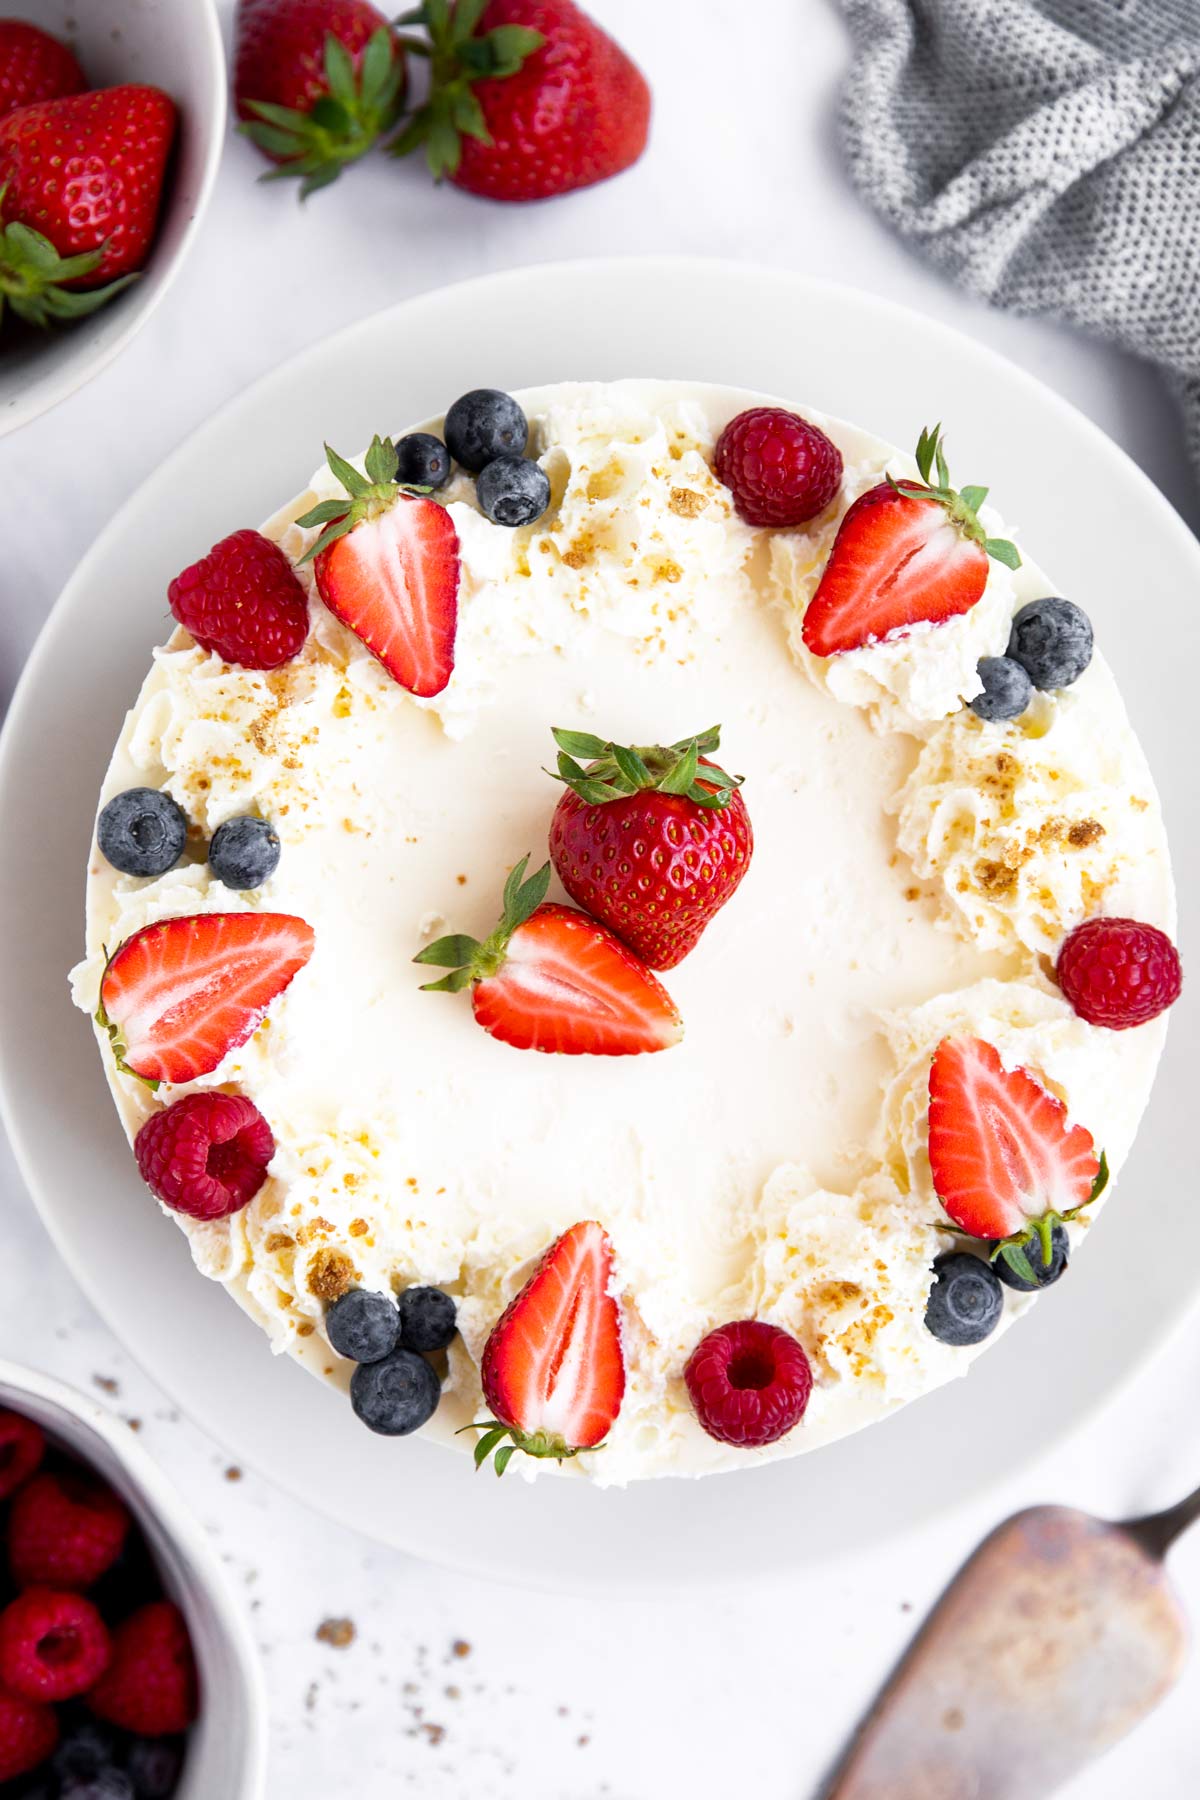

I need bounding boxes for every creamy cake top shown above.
[74,380,1173,1484]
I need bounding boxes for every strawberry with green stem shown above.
[235,0,405,197]
[465,1219,625,1474]
[297,435,460,697]
[927,1035,1108,1286]
[0,84,176,328]
[415,855,683,1055]
[389,0,650,201]
[802,425,1021,658]
[548,725,753,970]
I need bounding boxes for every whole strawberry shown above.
[0,84,176,328]
[0,20,85,123]
[548,726,753,970]
[390,0,650,200]
[235,0,405,195]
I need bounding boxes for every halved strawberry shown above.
[802,425,1020,658]
[415,857,683,1055]
[98,912,315,1086]
[927,1035,1106,1283]
[472,1220,625,1473]
[298,436,459,697]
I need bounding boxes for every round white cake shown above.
[73,379,1175,1484]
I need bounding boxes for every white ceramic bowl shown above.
[0,1359,266,1798]
[0,0,226,438]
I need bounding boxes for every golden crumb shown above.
[348,1218,369,1238]
[307,1248,357,1301]
[264,1232,294,1254]
[1067,818,1104,849]
[668,487,706,519]
[975,859,1020,897]
[316,1617,356,1650]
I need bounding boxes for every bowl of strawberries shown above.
[0,1360,266,1797]
[0,0,226,437]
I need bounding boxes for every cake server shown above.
[822,1482,1200,1799]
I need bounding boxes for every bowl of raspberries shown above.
[0,1,226,436]
[0,1361,265,1798]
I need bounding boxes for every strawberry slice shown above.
[98,912,315,1086]
[473,1220,626,1473]
[415,856,683,1056]
[298,436,459,698]
[927,1035,1105,1281]
[802,425,1020,658]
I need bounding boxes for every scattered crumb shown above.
[93,1375,119,1395]
[316,1617,356,1650]
[225,1467,243,1483]
[451,1639,471,1659]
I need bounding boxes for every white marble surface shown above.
[2,3,1199,1794]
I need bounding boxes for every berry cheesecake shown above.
[72,380,1179,1485]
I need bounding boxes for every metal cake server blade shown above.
[822,1483,1200,1799]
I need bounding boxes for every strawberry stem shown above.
[938,1150,1111,1274]
[239,27,406,199]
[295,435,434,562]
[415,854,550,991]
[0,195,137,331]
[457,1418,598,1475]
[886,425,1021,572]
[548,725,743,811]
[385,0,545,180]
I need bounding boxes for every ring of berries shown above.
[1056,916,1182,1030]
[684,1319,813,1448]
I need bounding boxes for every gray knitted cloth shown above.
[837,0,1200,479]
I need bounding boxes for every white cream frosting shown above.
[73,380,1174,1484]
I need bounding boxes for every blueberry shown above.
[995,1224,1069,1292]
[476,455,551,529]
[53,1720,121,1782]
[1007,597,1093,691]
[125,1736,186,1798]
[443,389,528,473]
[208,816,280,890]
[350,1347,441,1435]
[393,432,452,490]
[326,1288,400,1364]
[925,1252,1004,1346]
[398,1285,457,1353]
[62,1775,135,1800]
[97,788,187,878]
[969,655,1032,722]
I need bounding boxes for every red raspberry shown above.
[0,1683,57,1781]
[0,1589,111,1703]
[89,1602,198,1737]
[714,407,844,528]
[8,1471,130,1591]
[135,1091,275,1221]
[1057,916,1182,1029]
[168,527,309,670]
[684,1319,813,1447]
[0,1410,45,1500]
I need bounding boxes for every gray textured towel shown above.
[837,0,1200,480]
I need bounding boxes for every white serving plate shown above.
[0,1359,267,1797]
[0,0,226,437]
[1,259,1196,1590]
